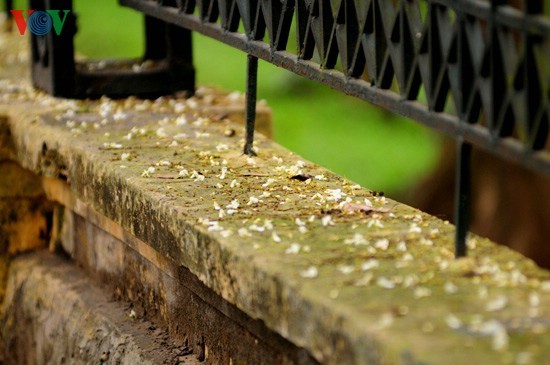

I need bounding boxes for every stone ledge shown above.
[41,195,319,364]
[1,28,550,364]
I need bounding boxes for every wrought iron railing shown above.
[4,0,550,258]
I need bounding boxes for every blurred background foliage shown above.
[6,0,443,197]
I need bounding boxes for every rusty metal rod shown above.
[244,54,258,156]
[454,137,472,258]
[5,0,13,26]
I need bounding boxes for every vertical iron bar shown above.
[525,0,543,14]
[144,16,168,60]
[489,1,505,136]
[5,0,13,30]
[523,1,545,150]
[244,54,258,156]
[454,137,472,258]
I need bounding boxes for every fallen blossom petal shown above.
[445,314,462,330]
[285,243,301,254]
[361,259,380,271]
[337,265,355,275]
[271,232,281,243]
[321,215,334,226]
[486,295,508,312]
[414,287,432,299]
[377,277,395,289]
[374,239,389,251]
[444,282,458,294]
[344,233,368,246]
[238,228,251,238]
[300,266,318,278]
[141,167,155,177]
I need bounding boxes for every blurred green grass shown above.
[6,0,442,196]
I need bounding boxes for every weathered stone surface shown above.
[44,202,318,364]
[0,116,15,160]
[1,27,550,364]
[0,197,49,255]
[0,160,51,301]
[1,251,199,365]
[0,160,44,198]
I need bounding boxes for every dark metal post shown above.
[4,0,13,31]
[6,0,12,18]
[523,1,546,150]
[30,0,76,97]
[454,137,472,258]
[244,54,258,156]
[144,15,168,60]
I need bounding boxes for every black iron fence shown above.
[4,0,550,258]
